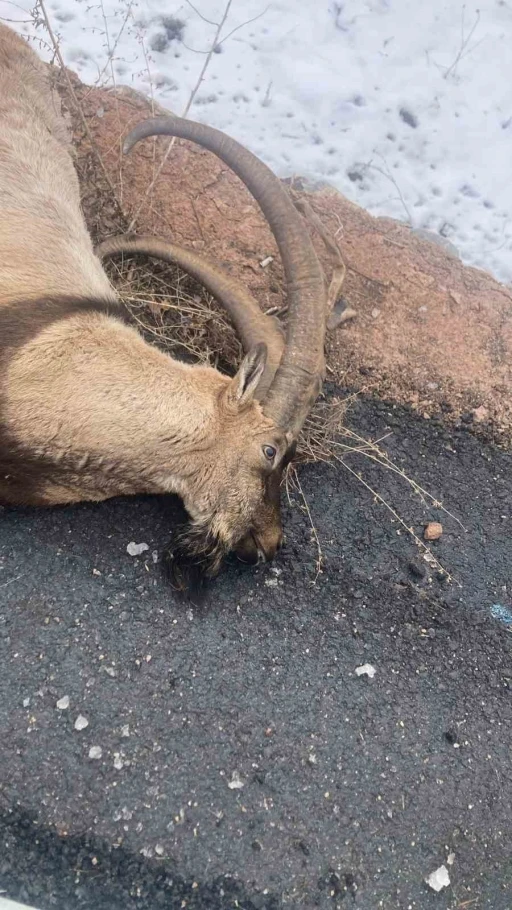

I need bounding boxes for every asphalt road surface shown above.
[0,394,511,909]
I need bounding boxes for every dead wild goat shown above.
[0,23,326,587]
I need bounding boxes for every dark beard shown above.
[162,519,228,605]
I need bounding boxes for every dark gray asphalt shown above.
[0,394,511,909]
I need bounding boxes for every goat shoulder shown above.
[0,23,113,304]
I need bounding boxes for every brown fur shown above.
[0,24,290,575]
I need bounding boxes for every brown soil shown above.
[55,68,512,446]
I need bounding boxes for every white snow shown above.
[2,0,511,281]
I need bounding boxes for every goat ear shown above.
[227,342,267,406]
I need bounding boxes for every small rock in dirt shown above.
[113,753,124,770]
[424,521,443,541]
[447,852,455,865]
[56,695,70,710]
[88,746,102,760]
[127,541,149,557]
[23,698,30,708]
[155,844,165,856]
[472,405,489,423]
[121,724,130,737]
[228,771,244,790]
[355,663,376,678]
[425,864,450,892]
[74,714,89,731]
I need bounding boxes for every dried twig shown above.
[365,155,412,224]
[335,455,458,583]
[286,466,324,582]
[183,0,218,27]
[127,0,234,232]
[96,0,130,204]
[444,7,481,80]
[35,0,125,216]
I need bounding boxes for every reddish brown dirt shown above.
[56,69,512,445]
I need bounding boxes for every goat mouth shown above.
[235,534,268,566]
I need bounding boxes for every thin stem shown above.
[127,0,234,232]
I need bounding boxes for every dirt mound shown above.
[56,68,512,446]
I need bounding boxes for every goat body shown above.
[0,23,326,580]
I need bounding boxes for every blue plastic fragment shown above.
[490,604,512,626]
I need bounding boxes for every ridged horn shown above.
[122,115,326,435]
[96,234,284,399]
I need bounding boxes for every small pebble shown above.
[425,864,450,892]
[355,663,376,678]
[228,771,244,790]
[424,521,443,541]
[74,714,89,731]
[126,541,149,557]
[56,696,70,710]
[472,405,489,423]
[88,746,102,760]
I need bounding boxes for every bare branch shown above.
[183,0,218,27]
[444,7,481,80]
[215,5,269,50]
[35,0,125,216]
[127,0,235,232]
[365,155,412,225]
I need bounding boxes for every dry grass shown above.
[103,254,242,370]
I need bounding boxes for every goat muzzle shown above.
[235,526,284,567]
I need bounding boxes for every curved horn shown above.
[122,116,326,436]
[96,234,284,400]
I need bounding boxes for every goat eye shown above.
[263,444,277,461]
